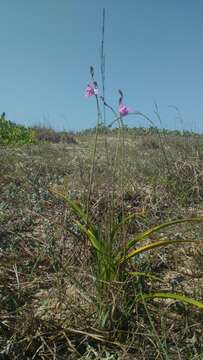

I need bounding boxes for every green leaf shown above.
[51,189,99,237]
[141,292,203,309]
[121,239,201,263]
[76,221,104,253]
[126,217,203,251]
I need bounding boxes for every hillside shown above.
[1,130,203,359]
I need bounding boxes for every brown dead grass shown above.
[0,133,203,359]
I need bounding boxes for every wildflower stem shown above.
[100,8,106,124]
[86,94,101,222]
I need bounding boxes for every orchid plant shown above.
[85,74,132,121]
[53,66,203,330]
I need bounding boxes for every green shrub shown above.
[0,114,35,145]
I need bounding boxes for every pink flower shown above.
[85,82,98,97]
[118,89,132,116]
[119,104,131,117]
[85,83,94,97]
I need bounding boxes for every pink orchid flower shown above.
[85,83,94,97]
[118,89,132,116]
[119,104,131,117]
[85,83,98,97]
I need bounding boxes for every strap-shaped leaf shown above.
[121,239,200,263]
[141,292,203,309]
[51,189,99,237]
[76,221,104,253]
[126,217,203,251]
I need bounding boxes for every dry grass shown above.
[0,131,203,359]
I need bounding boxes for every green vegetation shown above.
[0,113,35,145]
[1,125,203,359]
[0,114,78,146]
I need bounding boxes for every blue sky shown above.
[0,0,203,132]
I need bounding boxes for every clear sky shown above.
[0,0,203,132]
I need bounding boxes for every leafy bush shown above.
[0,113,35,145]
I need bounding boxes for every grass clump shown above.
[53,189,203,331]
